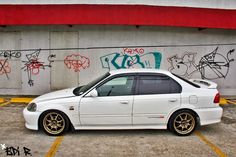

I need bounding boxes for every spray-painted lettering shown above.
[64,53,90,72]
[100,49,162,70]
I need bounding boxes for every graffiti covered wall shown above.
[0,27,236,95]
[1,46,235,95]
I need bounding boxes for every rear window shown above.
[172,74,200,88]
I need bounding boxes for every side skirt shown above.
[74,125,167,130]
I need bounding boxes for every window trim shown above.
[172,73,200,88]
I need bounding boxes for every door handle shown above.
[120,101,129,104]
[169,99,177,102]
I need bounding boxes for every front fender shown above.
[37,97,81,128]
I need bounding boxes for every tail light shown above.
[214,93,220,103]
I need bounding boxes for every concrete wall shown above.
[0,26,235,95]
[1,0,236,9]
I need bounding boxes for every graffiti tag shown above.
[168,47,235,80]
[0,51,21,79]
[64,53,90,72]
[0,51,21,59]
[100,49,162,70]
[0,59,11,78]
[21,50,56,86]
[123,48,144,55]
[198,47,234,79]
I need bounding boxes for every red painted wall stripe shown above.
[0,4,236,29]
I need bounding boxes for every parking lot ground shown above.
[0,101,235,157]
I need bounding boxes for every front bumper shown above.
[23,107,41,130]
[195,106,223,126]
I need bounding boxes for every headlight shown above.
[27,103,37,112]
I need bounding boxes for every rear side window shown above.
[137,75,182,95]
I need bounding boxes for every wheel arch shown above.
[167,108,200,129]
[38,109,75,131]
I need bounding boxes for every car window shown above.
[138,75,181,95]
[97,76,134,96]
[73,72,110,96]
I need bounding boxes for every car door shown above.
[133,74,182,125]
[80,75,135,126]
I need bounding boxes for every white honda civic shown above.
[23,69,223,136]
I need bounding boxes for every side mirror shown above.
[86,89,98,97]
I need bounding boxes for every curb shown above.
[0,97,34,104]
[0,98,4,103]
[220,98,236,105]
[10,98,34,103]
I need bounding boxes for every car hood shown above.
[32,88,76,103]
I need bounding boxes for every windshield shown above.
[73,72,110,96]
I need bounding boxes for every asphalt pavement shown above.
[0,98,235,157]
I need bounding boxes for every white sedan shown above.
[23,69,223,136]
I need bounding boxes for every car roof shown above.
[109,69,171,75]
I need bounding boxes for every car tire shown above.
[40,110,70,136]
[168,110,197,136]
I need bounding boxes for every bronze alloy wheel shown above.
[42,112,65,135]
[173,112,196,135]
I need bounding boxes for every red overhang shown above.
[0,4,236,29]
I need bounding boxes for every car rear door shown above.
[133,74,182,125]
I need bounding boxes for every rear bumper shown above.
[195,107,223,126]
